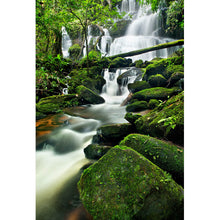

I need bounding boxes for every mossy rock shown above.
[76,85,105,105]
[117,68,143,85]
[164,65,184,79]
[168,72,184,87]
[148,74,167,87]
[148,99,160,109]
[134,59,144,68]
[135,92,184,146]
[84,144,112,160]
[126,101,148,112]
[124,112,142,124]
[142,56,184,81]
[109,57,132,69]
[68,44,81,60]
[132,87,180,102]
[36,94,78,114]
[120,134,184,186]
[127,81,151,93]
[82,76,106,93]
[78,145,184,220]
[94,123,134,146]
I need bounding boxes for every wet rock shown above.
[84,144,112,159]
[76,85,105,105]
[124,112,142,124]
[128,81,151,93]
[120,134,184,186]
[148,74,167,87]
[126,101,148,112]
[78,146,184,220]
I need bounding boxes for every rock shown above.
[131,87,180,102]
[126,101,148,112]
[128,81,151,93]
[36,94,79,114]
[124,112,142,124]
[108,57,132,69]
[148,99,160,109]
[120,134,184,186]
[93,123,134,145]
[84,144,112,159]
[68,44,81,60]
[135,91,184,146]
[142,56,184,81]
[167,72,184,87]
[78,146,184,220]
[82,76,106,93]
[117,67,143,85]
[164,64,184,80]
[76,85,105,105]
[148,74,167,87]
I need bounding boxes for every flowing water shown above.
[36,68,139,220]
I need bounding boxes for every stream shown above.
[36,68,138,220]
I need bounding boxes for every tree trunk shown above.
[108,39,184,59]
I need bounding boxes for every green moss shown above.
[78,146,184,220]
[109,57,132,68]
[124,112,142,124]
[127,81,151,93]
[148,99,160,109]
[76,85,105,104]
[148,74,167,87]
[135,92,184,146]
[126,101,148,112]
[68,44,81,60]
[120,134,184,185]
[132,87,180,102]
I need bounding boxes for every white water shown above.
[61,27,72,58]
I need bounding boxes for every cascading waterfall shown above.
[61,27,72,58]
[100,29,112,56]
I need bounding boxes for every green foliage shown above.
[158,116,177,135]
[68,44,81,60]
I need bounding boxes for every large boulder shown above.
[76,85,105,105]
[108,57,132,69]
[117,68,143,85]
[78,146,184,220]
[148,74,167,87]
[131,87,180,102]
[82,76,106,94]
[93,123,134,146]
[124,112,142,124]
[127,81,151,93]
[135,91,184,146]
[120,134,184,186]
[36,94,78,114]
[126,101,148,112]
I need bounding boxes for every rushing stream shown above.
[36,68,139,220]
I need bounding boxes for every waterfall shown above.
[100,29,112,56]
[121,0,136,13]
[61,27,72,58]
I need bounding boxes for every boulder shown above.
[84,144,112,160]
[36,94,79,114]
[148,99,160,109]
[93,123,134,146]
[126,101,148,112]
[131,87,180,102]
[82,76,106,94]
[167,72,184,88]
[148,74,167,87]
[124,112,142,124]
[108,57,132,69]
[135,91,184,146]
[76,85,105,105]
[78,146,184,220]
[128,81,151,93]
[120,134,184,186]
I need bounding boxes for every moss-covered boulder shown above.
[126,101,148,112]
[109,57,132,69]
[68,44,81,60]
[84,144,112,160]
[78,146,184,220]
[120,134,184,186]
[131,87,180,102]
[124,112,142,124]
[135,92,184,146]
[167,72,184,87]
[36,94,79,114]
[93,123,134,146]
[148,99,160,109]
[142,56,184,81]
[82,76,106,94]
[76,85,105,105]
[127,81,151,93]
[164,65,184,79]
[148,74,167,87]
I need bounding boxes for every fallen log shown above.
[108,39,184,59]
